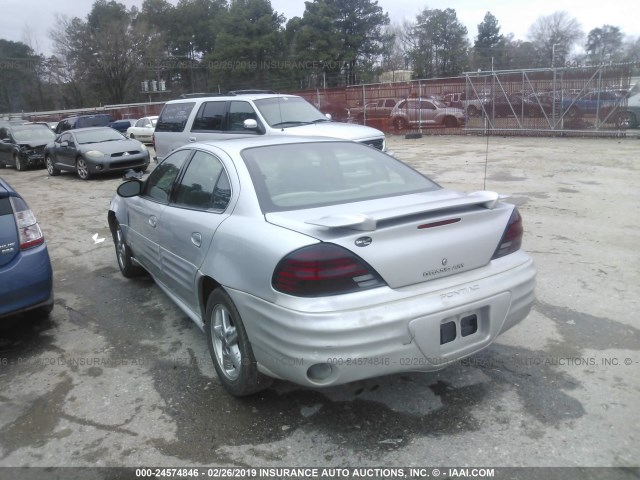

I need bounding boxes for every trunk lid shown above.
[266,189,514,289]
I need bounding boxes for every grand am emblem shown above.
[355,236,372,247]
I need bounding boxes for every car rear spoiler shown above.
[305,191,506,231]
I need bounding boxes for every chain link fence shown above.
[295,64,637,137]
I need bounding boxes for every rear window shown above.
[242,141,439,213]
[156,102,196,132]
[76,115,113,128]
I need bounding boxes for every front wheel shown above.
[205,289,272,396]
[76,157,91,180]
[14,154,27,171]
[45,155,60,176]
[114,223,144,278]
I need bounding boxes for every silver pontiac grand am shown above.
[108,136,536,396]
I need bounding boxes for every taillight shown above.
[272,243,385,297]
[492,208,523,259]
[10,197,45,250]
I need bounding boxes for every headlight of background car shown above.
[85,150,105,158]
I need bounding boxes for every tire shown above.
[76,157,91,180]
[129,133,135,139]
[620,111,637,129]
[567,106,579,118]
[14,154,26,171]
[443,116,458,128]
[205,289,272,396]
[45,155,60,176]
[393,117,407,131]
[114,223,144,278]
[34,302,54,318]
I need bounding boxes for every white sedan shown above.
[126,116,158,143]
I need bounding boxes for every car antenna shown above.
[277,97,284,131]
[483,116,490,190]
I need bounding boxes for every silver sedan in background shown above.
[108,136,536,396]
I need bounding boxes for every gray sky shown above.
[2,0,639,55]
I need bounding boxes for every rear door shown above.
[155,149,234,308]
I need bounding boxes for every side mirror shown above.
[60,141,69,147]
[243,119,258,130]
[1,138,9,143]
[117,180,143,198]
[325,113,332,120]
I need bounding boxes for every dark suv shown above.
[54,114,114,134]
[0,123,56,171]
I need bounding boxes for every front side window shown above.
[143,149,191,203]
[228,101,258,132]
[173,151,231,210]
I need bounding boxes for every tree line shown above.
[1,0,639,113]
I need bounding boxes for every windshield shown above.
[74,128,125,144]
[253,97,329,127]
[12,125,55,142]
[242,141,440,213]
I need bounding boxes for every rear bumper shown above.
[0,243,53,319]
[227,253,536,388]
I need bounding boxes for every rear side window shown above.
[156,102,196,133]
[173,151,230,210]
[192,101,227,131]
[0,197,13,216]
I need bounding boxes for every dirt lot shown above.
[0,134,638,473]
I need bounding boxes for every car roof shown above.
[165,93,299,104]
[67,126,120,133]
[189,135,354,157]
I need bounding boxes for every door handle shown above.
[191,232,202,247]
[148,215,157,228]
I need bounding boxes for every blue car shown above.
[0,177,53,318]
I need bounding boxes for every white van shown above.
[153,93,386,162]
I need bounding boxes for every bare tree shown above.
[528,11,583,67]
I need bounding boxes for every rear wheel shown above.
[76,157,91,180]
[443,116,458,128]
[114,223,144,278]
[205,289,272,396]
[393,117,407,131]
[45,155,60,176]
